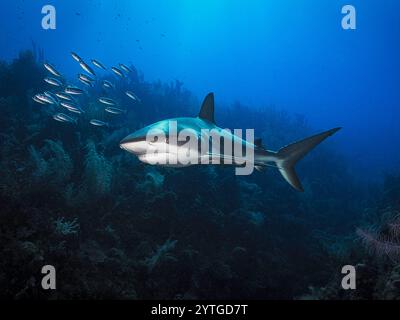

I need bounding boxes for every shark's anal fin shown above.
[198,92,215,124]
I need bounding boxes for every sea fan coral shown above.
[135,168,165,194]
[83,141,113,196]
[29,145,48,179]
[28,139,73,187]
[356,228,400,261]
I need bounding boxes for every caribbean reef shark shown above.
[120,93,341,191]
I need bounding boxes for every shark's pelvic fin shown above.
[255,165,266,172]
[275,127,342,192]
[198,92,215,124]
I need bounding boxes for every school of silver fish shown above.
[33,51,139,127]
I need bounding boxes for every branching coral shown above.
[54,217,79,236]
[144,239,178,273]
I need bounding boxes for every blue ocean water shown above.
[1,0,399,178]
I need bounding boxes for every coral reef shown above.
[0,50,395,300]
[304,174,400,300]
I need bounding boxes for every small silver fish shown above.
[78,74,94,82]
[71,52,82,62]
[79,61,96,77]
[44,63,62,77]
[103,80,114,89]
[44,77,63,87]
[65,86,84,95]
[35,93,57,105]
[126,91,141,102]
[92,59,106,70]
[53,113,77,124]
[44,91,59,104]
[55,92,74,101]
[66,107,84,114]
[33,95,47,105]
[99,97,117,106]
[60,101,84,114]
[78,77,93,87]
[105,106,126,115]
[90,119,108,127]
[119,63,132,73]
[53,115,67,123]
[111,67,124,78]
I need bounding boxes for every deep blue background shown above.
[1,0,399,179]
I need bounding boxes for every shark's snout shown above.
[120,134,149,155]
[120,131,146,146]
[119,135,134,147]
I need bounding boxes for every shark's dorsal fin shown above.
[198,92,215,124]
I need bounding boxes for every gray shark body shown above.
[120,93,341,191]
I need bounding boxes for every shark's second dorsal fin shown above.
[198,92,215,124]
[255,138,263,148]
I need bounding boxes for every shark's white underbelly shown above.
[137,142,201,167]
[137,141,257,167]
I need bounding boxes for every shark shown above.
[120,93,341,191]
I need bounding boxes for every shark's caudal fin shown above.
[198,92,215,124]
[275,127,341,192]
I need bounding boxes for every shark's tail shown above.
[274,127,341,191]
